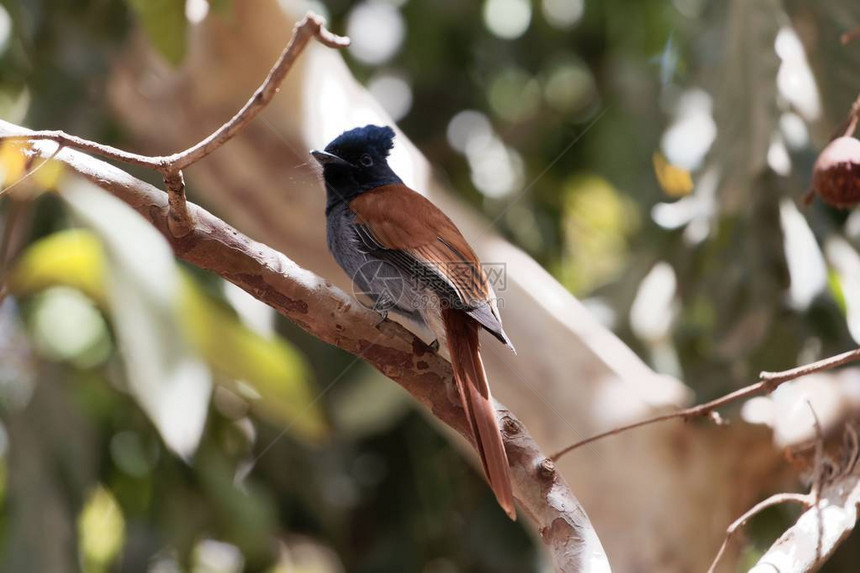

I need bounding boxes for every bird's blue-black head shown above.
[311,125,402,213]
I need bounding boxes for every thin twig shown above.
[760,347,860,384]
[552,347,860,460]
[711,403,831,572]
[806,400,825,499]
[844,424,860,478]
[0,130,157,169]
[163,13,348,170]
[707,493,812,573]
[0,12,348,235]
[806,400,827,565]
[162,170,192,237]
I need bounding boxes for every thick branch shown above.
[552,347,860,460]
[0,120,610,573]
[752,461,860,571]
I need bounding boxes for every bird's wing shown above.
[349,184,489,307]
[349,184,513,348]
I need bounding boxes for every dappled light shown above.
[2,0,860,571]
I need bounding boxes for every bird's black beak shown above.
[310,149,352,168]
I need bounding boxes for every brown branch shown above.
[833,92,860,140]
[163,170,193,237]
[753,425,860,571]
[0,12,348,236]
[162,13,348,170]
[552,347,860,461]
[760,347,860,383]
[707,493,813,573]
[0,120,611,573]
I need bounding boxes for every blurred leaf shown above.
[560,174,639,294]
[652,152,693,197]
[126,0,187,66]
[27,287,112,369]
[713,0,782,214]
[0,141,28,188]
[78,485,125,573]
[825,237,860,345]
[8,229,106,304]
[181,278,327,442]
[196,446,276,565]
[828,267,846,313]
[0,143,65,199]
[62,178,211,460]
[31,157,66,191]
[3,361,97,572]
[9,228,327,442]
[328,371,410,438]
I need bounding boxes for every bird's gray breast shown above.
[326,202,426,320]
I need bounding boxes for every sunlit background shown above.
[1,0,860,571]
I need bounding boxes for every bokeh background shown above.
[1,0,860,571]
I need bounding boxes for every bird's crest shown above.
[324,125,396,159]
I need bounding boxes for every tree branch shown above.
[0,12,348,237]
[552,348,860,460]
[752,425,860,572]
[707,493,813,573]
[0,120,610,573]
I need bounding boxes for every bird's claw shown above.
[374,308,388,327]
[429,339,440,353]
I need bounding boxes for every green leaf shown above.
[62,178,212,459]
[8,229,106,305]
[78,486,125,573]
[10,227,327,443]
[126,0,188,66]
[181,278,328,442]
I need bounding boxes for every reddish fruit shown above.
[812,136,860,208]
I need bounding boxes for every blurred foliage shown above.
[9,226,326,442]
[125,0,187,66]
[79,485,126,573]
[2,0,860,571]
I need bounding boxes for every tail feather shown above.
[442,307,516,520]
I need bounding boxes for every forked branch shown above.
[0,12,349,237]
[552,347,860,460]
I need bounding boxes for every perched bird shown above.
[311,125,516,519]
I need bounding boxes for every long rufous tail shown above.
[442,307,516,520]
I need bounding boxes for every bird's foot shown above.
[429,338,440,353]
[373,308,389,327]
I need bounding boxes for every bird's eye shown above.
[359,154,373,167]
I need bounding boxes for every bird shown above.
[311,125,517,519]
